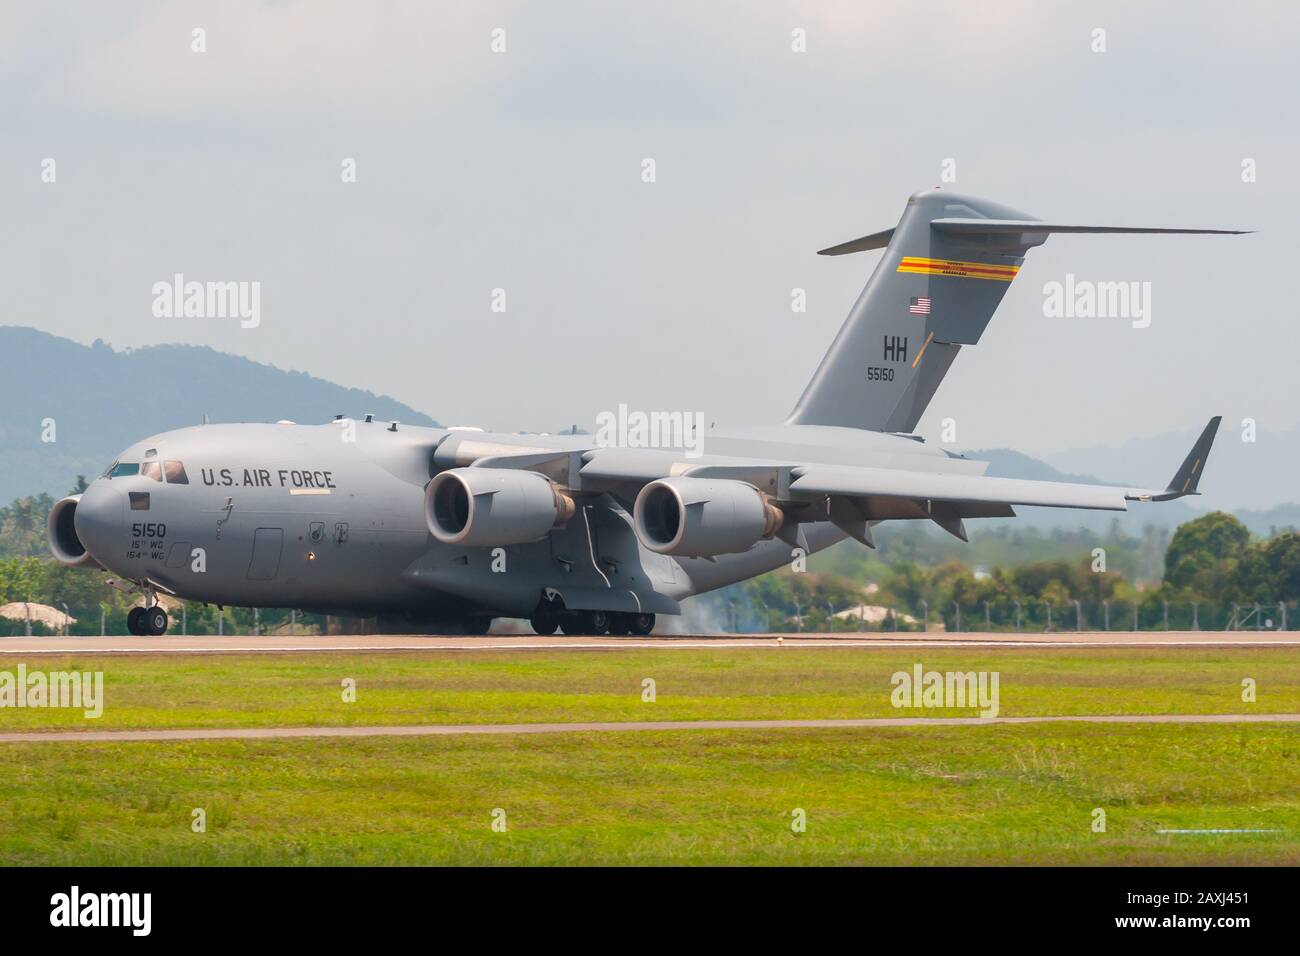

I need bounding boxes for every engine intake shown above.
[633,477,783,557]
[426,467,575,547]
[47,495,102,569]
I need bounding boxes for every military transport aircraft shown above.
[48,189,1242,636]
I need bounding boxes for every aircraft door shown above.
[247,527,284,580]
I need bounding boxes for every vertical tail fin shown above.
[787,189,1246,432]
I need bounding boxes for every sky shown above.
[3,1,1297,456]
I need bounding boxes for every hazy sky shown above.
[4,1,1296,455]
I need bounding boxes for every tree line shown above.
[702,511,1299,632]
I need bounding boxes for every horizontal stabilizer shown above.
[817,227,895,256]
[818,219,1251,257]
[931,218,1252,237]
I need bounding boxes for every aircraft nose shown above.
[73,482,124,566]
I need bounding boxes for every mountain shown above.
[1043,421,1299,514]
[969,448,1297,538]
[967,448,1121,486]
[963,448,1192,533]
[0,326,439,503]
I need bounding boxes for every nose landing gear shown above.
[127,605,169,636]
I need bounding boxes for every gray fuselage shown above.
[68,419,974,623]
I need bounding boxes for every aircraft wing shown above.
[794,416,1220,507]
[788,467,1135,511]
[572,418,1221,544]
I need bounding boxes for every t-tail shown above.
[786,188,1249,433]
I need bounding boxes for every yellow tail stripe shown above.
[897,257,1020,282]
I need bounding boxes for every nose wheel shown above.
[127,605,169,636]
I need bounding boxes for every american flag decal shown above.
[909,296,932,315]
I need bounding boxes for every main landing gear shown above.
[127,604,169,636]
[530,609,655,636]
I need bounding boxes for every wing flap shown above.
[791,465,1134,511]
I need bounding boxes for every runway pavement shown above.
[0,712,1296,744]
[0,630,1296,654]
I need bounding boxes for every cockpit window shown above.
[108,462,139,479]
[164,460,189,484]
[141,461,163,482]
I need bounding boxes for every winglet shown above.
[1138,416,1222,501]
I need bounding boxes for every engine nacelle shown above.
[426,467,576,547]
[47,495,103,569]
[633,477,783,557]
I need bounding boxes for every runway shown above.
[1,712,1296,744]
[0,630,1295,654]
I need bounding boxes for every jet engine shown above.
[47,495,103,569]
[425,467,576,547]
[633,477,783,557]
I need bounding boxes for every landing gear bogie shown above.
[609,612,655,636]
[558,609,611,636]
[532,606,655,637]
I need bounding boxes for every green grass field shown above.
[0,647,1295,730]
[0,724,1295,865]
[0,647,1296,864]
